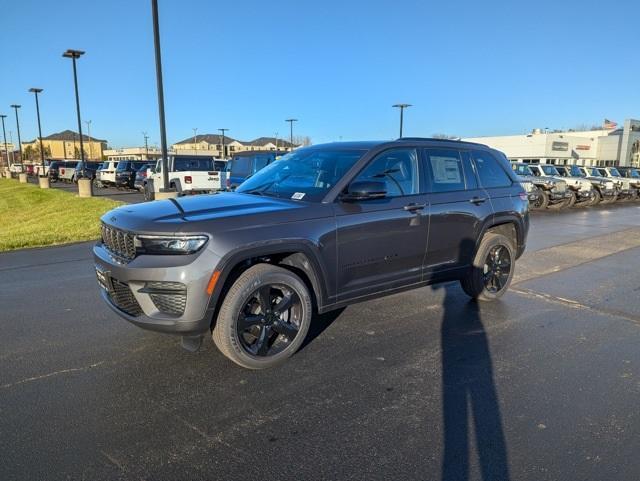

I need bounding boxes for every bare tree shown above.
[292,135,312,147]
[432,133,459,140]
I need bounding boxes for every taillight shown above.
[185,176,192,184]
[141,171,147,177]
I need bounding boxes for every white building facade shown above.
[464,119,640,167]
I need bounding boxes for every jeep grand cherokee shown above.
[94,139,529,369]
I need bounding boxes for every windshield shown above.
[542,165,560,176]
[627,169,640,178]
[236,148,367,202]
[512,164,532,176]
[589,168,603,177]
[569,165,584,177]
[608,168,621,177]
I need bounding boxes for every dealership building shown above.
[464,119,640,167]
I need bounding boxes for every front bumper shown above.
[576,190,593,199]
[94,242,221,336]
[549,191,572,201]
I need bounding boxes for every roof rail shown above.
[395,137,486,147]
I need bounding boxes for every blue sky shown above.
[1,0,638,148]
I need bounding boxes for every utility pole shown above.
[193,127,198,151]
[392,103,412,138]
[142,131,149,159]
[285,118,298,151]
[218,128,229,159]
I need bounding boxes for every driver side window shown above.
[353,149,419,197]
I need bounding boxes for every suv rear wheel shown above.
[460,233,515,301]
[212,264,313,369]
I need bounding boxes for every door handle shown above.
[403,202,426,212]
[469,197,487,205]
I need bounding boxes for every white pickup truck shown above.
[143,156,227,200]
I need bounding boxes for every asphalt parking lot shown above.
[3,204,640,480]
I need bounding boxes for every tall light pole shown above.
[142,131,149,159]
[62,49,86,177]
[392,103,412,138]
[29,88,46,177]
[218,128,229,159]
[193,127,198,151]
[151,0,170,192]
[10,105,22,164]
[285,118,297,150]
[8,131,14,164]
[0,115,8,169]
[85,120,93,160]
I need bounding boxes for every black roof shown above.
[304,138,489,150]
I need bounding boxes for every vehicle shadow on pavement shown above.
[439,282,511,481]
[300,307,346,350]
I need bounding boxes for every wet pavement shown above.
[2,203,640,480]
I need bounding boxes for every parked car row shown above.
[512,162,640,210]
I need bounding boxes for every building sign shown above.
[552,141,569,151]
[575,145,591,150]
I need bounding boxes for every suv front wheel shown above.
[212,264,313,369]
[460,233,515,301]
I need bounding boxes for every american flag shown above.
[604,119,618,129]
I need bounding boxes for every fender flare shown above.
[207,239,331,313]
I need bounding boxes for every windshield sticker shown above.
[292,192,306,200]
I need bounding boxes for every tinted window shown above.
[473,150,512,188]
[116,161,129,171]
[354,149,419,197]
[236,148,366,202]
[424,149,467,193]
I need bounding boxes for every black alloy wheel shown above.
[236,284,302,357]
[483,245,512,294]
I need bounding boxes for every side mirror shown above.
[342,180,387,201]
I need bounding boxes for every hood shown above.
[101,192,329,235]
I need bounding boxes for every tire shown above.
[590,189,601,206]
[212,264,313,369]
[531,190,549,210]
[566,191,577,208]
[460,233,515,302]
[603,193,618,205]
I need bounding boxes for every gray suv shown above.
[94,139,529,369]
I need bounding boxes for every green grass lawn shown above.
[0,179,123,251]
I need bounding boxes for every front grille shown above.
[110,279,143,316]
[553,181,567,193]
[143,281,187,315]
[101,223,136,261]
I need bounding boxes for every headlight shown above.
[135,235,208,255]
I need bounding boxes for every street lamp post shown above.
[285,118,297,150]
[218,128,229,159]
[63,49,87,181]
[0,115,8,170]
[9,131,14,164]
[392,103,412,138]
[85,120,93,160]
[193,128,198,151]
[151,0,171,193]
[29,88,46,183]
[10,105,21,164]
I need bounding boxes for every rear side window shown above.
[472,150,512,188]
[423,149,470,193]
